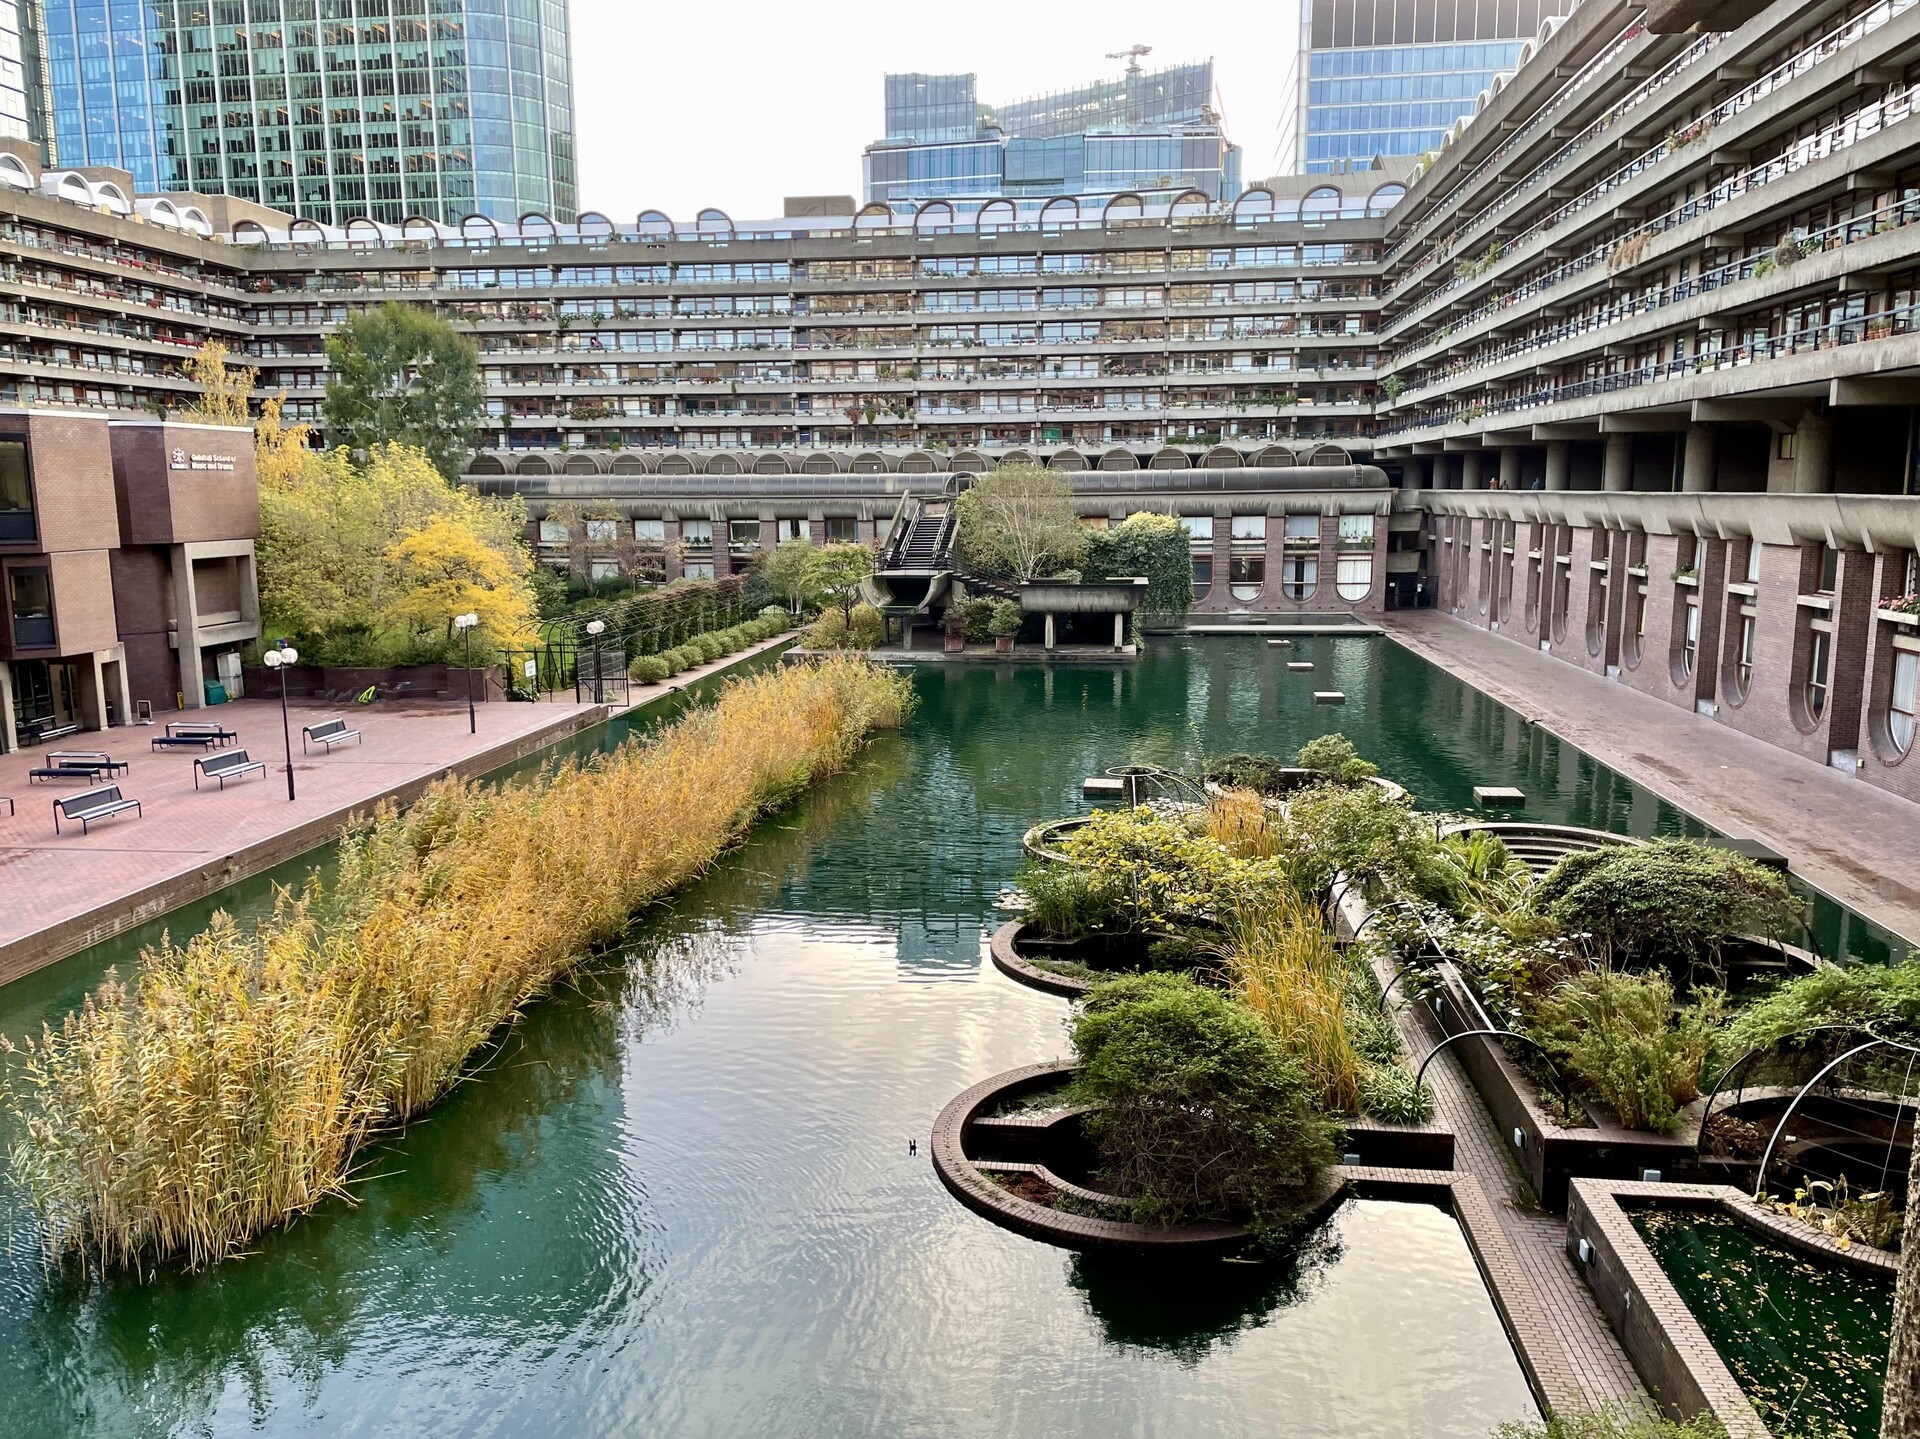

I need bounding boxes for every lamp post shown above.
[454,611,479,734]
[585,618,606,704]
[260,641,299,801]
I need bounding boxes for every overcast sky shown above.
[572,0,1300,221]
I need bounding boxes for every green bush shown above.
[848,602,884,649]
[1203,753,1298,795]
[1069,973,1339,1226]
[759,605,790,622]
[628,655,669,685]
[695,632,726,663]
[964,597,997,642]
[1534,840,1806,972]
[1359,1062,1433,1124]
[987,599,1023,638]
[1019,862,1124,938]
[1080,511,1194,620]
[1280,782,1441,901]
[1726,953,1920,1052]
[1296,733,1380,782]
[1528,968,1724,1131]
[1495,1407,1727,1439]
[665,645,699,673]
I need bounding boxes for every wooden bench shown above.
[302,717,362,753]
[29,759,108,784]
[195,749,267,790]
[166,720,237,746]
[53,784,141,834]
[48,750,128,777]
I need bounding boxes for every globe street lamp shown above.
[260,641,299,801]
[454,612,480,734]
[585,618,607,704]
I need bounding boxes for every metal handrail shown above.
[1415,1027,1578,1126]
[1694,1023,1872,1152]
[1754,1037,1920,1198]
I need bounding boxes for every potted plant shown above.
[988,599,1023,655]
[942,603,968,653]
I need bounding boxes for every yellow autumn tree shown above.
[254,393,315,493]
[384,514,536,648]
[179,340,257,427]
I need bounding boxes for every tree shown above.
[253,393,314,492]
[953,466,1085,583]
[1887,1142,1920,1437]
[384,515,536,649]
[179,341,256,427]
[323,302,485,482]
[1082,510,1194,619]
[806,542,875,623]
[763,538,818,614]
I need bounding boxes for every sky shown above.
[571,0,1301,222]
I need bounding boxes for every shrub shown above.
[1528,968,1725,1131]
[1280,782,1441,900]
[659,646,692,673]
[1,658,915,1273]
[1020,862,1124,938]
[1203,753,1297,795]
[847,602,884,649]
[1726,953,1920,1053]
[802,610,850,649]
[1059,807,1280,929]
[1296,733,1380,782]
[1495,1407,1727,1439]
[628,655,669,685]
[986,599,1023,638]
[1534,840,1806,973]
[1068,973,1339,1227]
[1080,511,1194,620]
[759,604,789,623]
[695,632,727,663]
[1228,888,1362,1113]
[964,597,997,643]
[1359,1062,1434,1124]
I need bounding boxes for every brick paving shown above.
[0,634,795,983]
[1382,611,1920,948]
[1380,972,1652,1410]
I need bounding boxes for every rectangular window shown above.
[680,519,713,551]
[537,518,568,544]
[1746,542,1762,584]
[729,520,763,552]
[1180,515,1214,544]
[1337,514,1374,548]
[1735,613,1756,696]
[1230,555,1266,600]
[1283,514,1319,546]
[1232,514,1267,543]
[1190,555,1212,595]
[1818,545,1839,593]
[585,519,618,544]
[1682,601,1700,676]
[776,519,809,543]
[1281,555,1317,601]
[824,517,859,543]
[1808,625,1832,718]
[0,440,31,543]
[9,566,54,648]
[682,561,715,581]
[589,559,620,582]
[634,519,665,543]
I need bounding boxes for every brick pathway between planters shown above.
[0,634,793,984]
[1380,611,1920,948]
[1383,983,1651,1409]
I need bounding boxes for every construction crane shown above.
[1107,44,1152,74]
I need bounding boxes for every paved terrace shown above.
[0,634,797,985]
[1383,611,1920,949]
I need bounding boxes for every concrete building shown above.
[0,407,260,750]
[0,0,1913,798]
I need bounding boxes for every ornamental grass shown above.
[3,656,912,1277]
[1227,887,1364,1115]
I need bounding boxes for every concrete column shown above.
[1113,612,1125,650]
[1681,424,1717,493]
[1401,456,1427,491]
[1790,410,1834,494]
[1498,449,1520,490]
[1545,441,1571,491]
[0,660,13,753]
[1462,451,1485,490]
[1044,612,1056,651]
[1602,434,1633,492]
[171,543,204,710]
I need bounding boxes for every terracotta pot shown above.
[995,635,1015,655]
[944,633,966,652]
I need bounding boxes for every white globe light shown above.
[281,646,298,665]
[263,651,281,669]
[586,619,606,636]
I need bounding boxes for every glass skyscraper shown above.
[865,60,1240,205]
[0,1,33,145]
[35,0,576,226]
[1290,0,1574,173]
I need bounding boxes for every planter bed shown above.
[988,920,1225,999]
[1566,1178,1895,1439]
[1204,767,1410,805]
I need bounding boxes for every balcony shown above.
[0,509,34,543]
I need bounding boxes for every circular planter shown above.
[1205,768,1409,805]
[990,920,1228,1000]
[1020,814,1094,863]
[932,1061,1278,1253]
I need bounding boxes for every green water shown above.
[0,635,1891,1437]
[1636,1209,1893,1439]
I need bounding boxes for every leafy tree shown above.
[805,542,875,623]
[323,302,485,482]
[1068,973,1339,1227]
[179,341,256,427]
[253,394,314,492]
[383,514,536,649]
[1081,511,1193,618]
[763,538,818,613]
[954,466,1085,583]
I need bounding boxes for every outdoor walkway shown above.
[1382,611,1920,948]
[0,633,795,985]
[1380,970,1650,1410]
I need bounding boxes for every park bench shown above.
[194,749,267,790]
[29,759,108,783]
[21,720,80,745]
[47,750,129,777]
[152,732,221,752]
[52,784,141,835]
[166,720,237,746]
[302,717,362,753]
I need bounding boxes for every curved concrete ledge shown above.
[1204,767,1410,805]
[989,920,1096,999]
[932,1060,1274,1253]
[1020,814,1094,863]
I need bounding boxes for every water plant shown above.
[3,657,914,1276]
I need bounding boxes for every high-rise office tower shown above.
[1287,0,1574,173]
[34,0,577,226]
[865,59,1240,205]
[0,1,33,145]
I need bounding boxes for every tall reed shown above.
[4,656,912,1276]
[1202,786,1282,860]
[1227,888,1363,1114]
